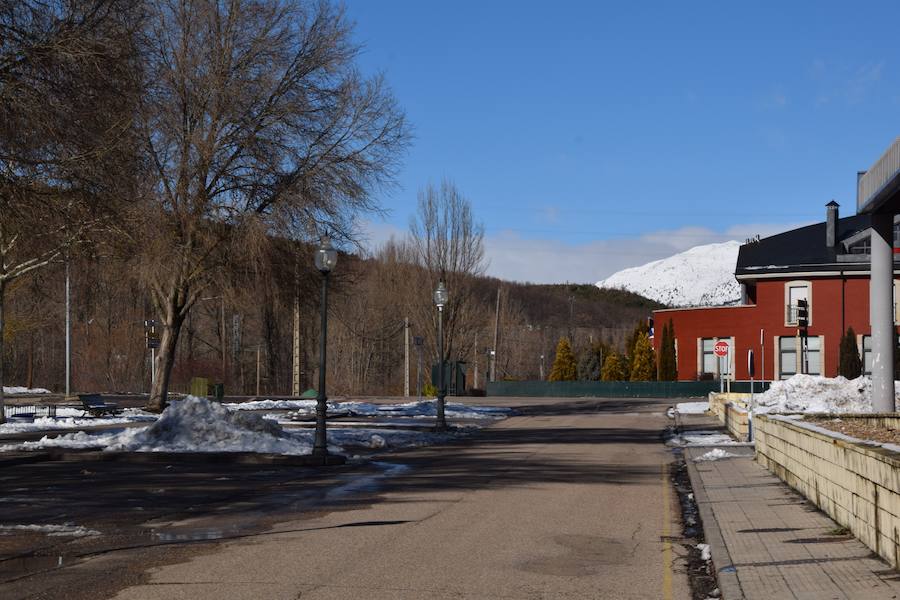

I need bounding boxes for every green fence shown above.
[486,380,771,398]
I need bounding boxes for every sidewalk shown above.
[683,416,900,600]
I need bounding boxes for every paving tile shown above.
[687,447,900,600]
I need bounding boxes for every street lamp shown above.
[433,280,449,431]
[313,236,338,460]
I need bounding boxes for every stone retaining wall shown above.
[755,414,900,567]
[709,393,751,442]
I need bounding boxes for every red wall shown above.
[653,276,896,381]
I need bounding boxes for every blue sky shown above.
[344,1,900,284]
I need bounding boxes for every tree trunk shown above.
[0,280,6,423]
[147,293,187,412]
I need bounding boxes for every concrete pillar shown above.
[870,212,895,412]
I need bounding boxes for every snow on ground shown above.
[693,448,743,462]
[667,430,750,447]
[675,401,709,415]
[752,374,900,414]
[696,543,711,561]
[5,397,313,455]
[3,386,50,395]
[0,523,99,537]
[0,408,156,434]
[226,398,513,420]
[1,397,464,455]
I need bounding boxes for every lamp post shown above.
[313,236,337,459]
[433,280,449,431]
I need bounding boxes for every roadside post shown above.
[747,349,756,441]
[144,320,160,391]
[714,340,729,393]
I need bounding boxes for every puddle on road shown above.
[151,527,236,542]
[326,462,410,500]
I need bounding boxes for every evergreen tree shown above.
[548,338,577,381]
[623,320,650,380]
[601,352,627,381]
[658,319,678,381]
[577,341,610,381]
[630,332,656,381]
[838,327,862,379]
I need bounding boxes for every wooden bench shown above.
[79,394,121,417]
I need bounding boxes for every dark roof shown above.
[735,213,877,278]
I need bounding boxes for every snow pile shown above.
[696,543,711,561]
[3,386,50,395]
[753,374,900,414]
[675,402,709,415]
[596,240,741,307]
[667,430,747,447]
[10,397,313,455]
[693,448,742,462]
[0,523,99,537]
[226,398,513,420]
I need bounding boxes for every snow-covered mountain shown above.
[596,240,742,307]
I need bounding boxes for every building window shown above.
[785,281,811,326]
[700,337,733,379]
[862,335,900,376]
[805,336,821,376]
[779,335,821,377]
[779,337,796,379]
[701,338,716,375]
[863,335,872,375]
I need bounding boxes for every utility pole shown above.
[220,297,227,382]
[65,259,71,397]
[256,344,261,396]
[491,287,501,382]
[292,290,301,396]
[414,336,424,398]
[473,332,479,389]
[404,317,410,397]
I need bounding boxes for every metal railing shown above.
[859,136,900,211]
[785,304,799,324]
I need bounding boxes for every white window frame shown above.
[784,280,812,327]
[777,336,797,379]
[778,334,823,377]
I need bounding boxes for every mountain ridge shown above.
[595,240,742,307]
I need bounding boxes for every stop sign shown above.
[713,340,730,357]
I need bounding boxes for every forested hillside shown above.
[3,252,662,396]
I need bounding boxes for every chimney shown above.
[826,200,839,249]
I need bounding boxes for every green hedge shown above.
[486,380,770,398]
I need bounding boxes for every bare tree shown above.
[0,0,137,421]
[407,181,487,367]
[130,0,410,410]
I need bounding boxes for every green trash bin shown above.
[212,383,224,401]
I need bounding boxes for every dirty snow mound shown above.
[106,396,304,453]
[693,448,742,462]
[753,374,900,414]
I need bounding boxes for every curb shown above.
[685,448,745,600]
[14,450,347,467]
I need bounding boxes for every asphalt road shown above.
[0,397,692,599]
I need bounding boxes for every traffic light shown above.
[797,299,809,330]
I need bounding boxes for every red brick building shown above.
[653,202,900,381]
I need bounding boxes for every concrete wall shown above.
[708,393,750,441]
[755,414,900,567]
